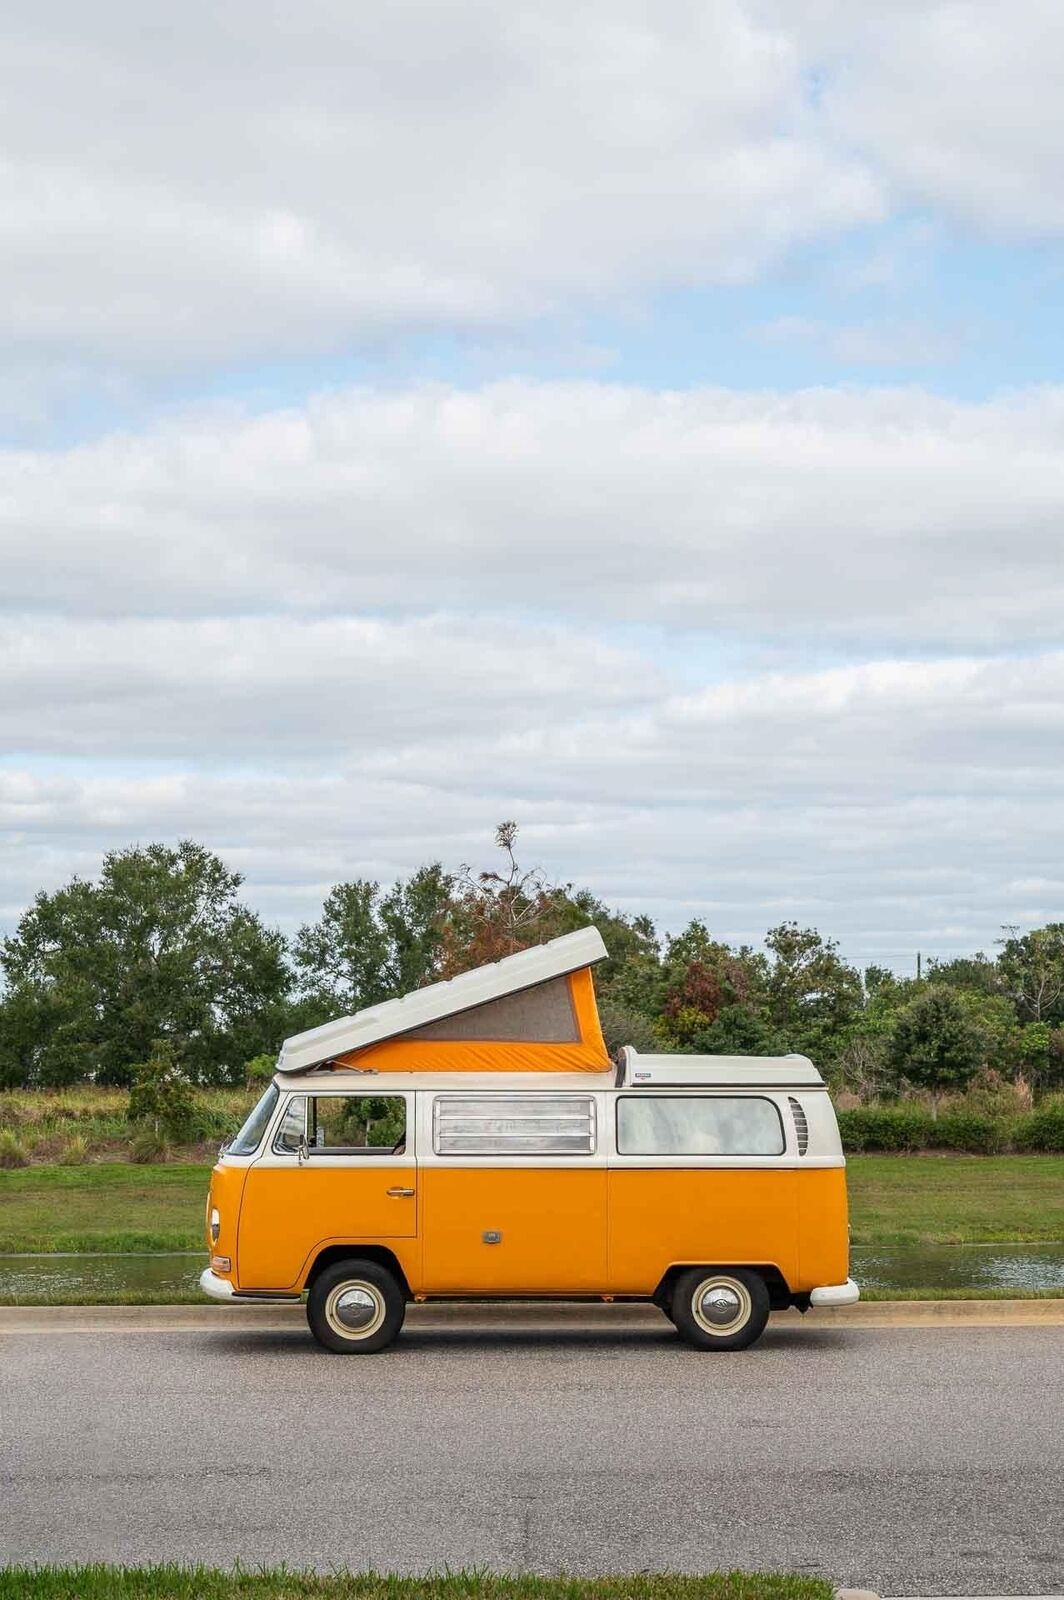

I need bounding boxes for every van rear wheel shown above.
[671,1267,770,1351]
[307,1259,405,1354]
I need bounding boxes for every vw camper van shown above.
[201,927,858,1352]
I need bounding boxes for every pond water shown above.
[852,1241,1064,1294]
[1,1243,1063,1301]
[0,1252,202,1300]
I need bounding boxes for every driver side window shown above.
[316,1094,408,1154]
[273,1094,408,1155]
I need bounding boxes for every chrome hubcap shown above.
[691,1276,751,1336]
[701,1286,741,1325]
[325,1281,385,1340]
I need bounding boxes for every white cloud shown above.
[4,380,1064,648]
[769,0,1064,234]
[2,2,1063,403]
[0,0,879,378]
[0,615,659,760]
[2,627,1063,962]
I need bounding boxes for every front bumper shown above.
[810,1277,860,1307]
[199,1267,235,1301]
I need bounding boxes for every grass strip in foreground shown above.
[0,1570,835,1600]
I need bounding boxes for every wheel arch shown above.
[304,1244,412,1299]
[654,1261,793,1312]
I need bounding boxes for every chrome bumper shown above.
[810,1277,860,1307]
[199,1267,235,1301]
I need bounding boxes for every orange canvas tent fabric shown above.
[330,966,611,1074]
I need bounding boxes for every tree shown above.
[441,821,558,971]
[888,987,985,1112]
[764,922,863,1061]
[997,924,1064,1024]
[293,864,452,1017]
[0,841,289,1086]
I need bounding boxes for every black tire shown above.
[306,1259,406,1354]
[670,1267,770,1351]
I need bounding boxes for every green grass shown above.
[0,1572,833,1600]
[847,1153,1064,1244]
[0,1163,209,1253]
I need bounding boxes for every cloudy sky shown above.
[3,0,1064,970]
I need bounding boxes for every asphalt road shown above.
[1,1310,1062,1596]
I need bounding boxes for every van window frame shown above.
[615,1092,786,1159]
[270,1090,413,1158]
[432,1092,598,1158]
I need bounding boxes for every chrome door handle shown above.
[386,1187,415,1198]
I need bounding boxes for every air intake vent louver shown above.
[788,1095,809,1156]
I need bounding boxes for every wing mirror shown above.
[297,1133,310,1165]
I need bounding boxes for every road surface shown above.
[1,1307,1062,1595]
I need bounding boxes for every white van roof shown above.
[620,1049,825,1089]
[277,925,608,1075]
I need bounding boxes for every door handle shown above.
[387,1187,415,1198]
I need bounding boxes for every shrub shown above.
[129,1126,169,1163]
[928,1109,1006,1154]
[0,1128,29,1167]
[836,1104,934,1152]
[128,1042,202,1143]
[961,1068,1032,1120]
[57,1134,89,1166]
[1015,1097,1064,1152]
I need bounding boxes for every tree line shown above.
[2,824,1064,1105]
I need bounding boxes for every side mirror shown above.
[218,1137,232,1158]
[297,1133,310,1165]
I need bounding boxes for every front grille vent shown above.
[788,1095,809,1156]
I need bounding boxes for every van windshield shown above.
[229,1084,279,1155]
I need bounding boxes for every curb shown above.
[1,1299,1063,1332]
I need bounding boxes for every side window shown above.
[310,1095,407,1154]
[433,1095,596,1156]
[616,1096,784,1157]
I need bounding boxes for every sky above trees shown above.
[2,2,1063,969]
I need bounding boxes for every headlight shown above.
[210,1207,221,1244]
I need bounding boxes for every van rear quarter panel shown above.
[795,1166,850,1290]
[606,1168,800,1294]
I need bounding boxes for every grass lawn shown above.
[0,1572,832,1600]
[1,1152,1062,1259]
[0,1164,209,1253]
[846,1153,1064,1244]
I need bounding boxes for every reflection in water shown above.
[0,1252,202,1299]
[0,1243,1063,1301]
[852,1242,1064,1293]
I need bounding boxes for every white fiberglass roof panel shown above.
[622,1050,824,1088]
[276,926,608,1074]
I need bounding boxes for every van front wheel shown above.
[671,1268,770,1351]
[307,1260,406,1354]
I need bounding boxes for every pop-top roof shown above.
[277,925,609,1075]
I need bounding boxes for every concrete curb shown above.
[1,1298,1063,1333]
